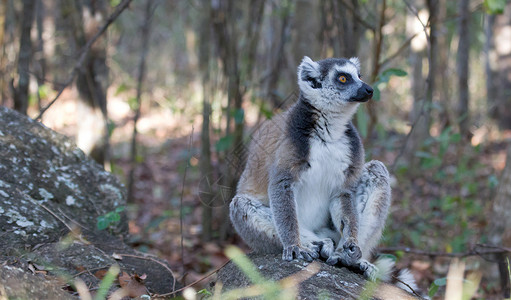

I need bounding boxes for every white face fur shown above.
[297,56,371,113]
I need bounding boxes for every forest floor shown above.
[42,95,509,299]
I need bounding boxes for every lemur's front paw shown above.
[325,240,362,267]
[282,244,319,262]
[358,259,378,281]
[311,239,335,259]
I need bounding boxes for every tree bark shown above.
[199,2,214,242]
[34,0,46,111]
[127,0,154,203]
[485,15,497,119]
[488,3,511,130]
[489,143,511,298]
[292,0,321,63]
[13,0,35,115]
[398,0,438,170]
[62,0,110,166]
[436,0,452,130]
[456,0,470,140]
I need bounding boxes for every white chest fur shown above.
[294,136,352,231]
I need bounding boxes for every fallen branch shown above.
[36,0,132,120]
[153,260,230,297]
[378,244,511,260]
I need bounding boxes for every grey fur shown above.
[230,56,390,280]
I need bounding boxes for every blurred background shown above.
[1,0,511,298]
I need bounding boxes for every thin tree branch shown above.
[339,0,375,32]
[35,0,132,121]
[127,0,157,203]
[379,31,420,70]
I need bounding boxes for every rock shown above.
[216,253,421,299]
[0,107,179,298]
[0,265,76,299]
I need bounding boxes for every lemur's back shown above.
[236,108,292,204]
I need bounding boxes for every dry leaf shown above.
[94,269,108,280]
[117,271,147,297]
[118,271,131,288]
[112,253,123,260]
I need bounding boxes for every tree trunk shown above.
[34,0,46,111]
[0,0,8,106]
[199,3,214,242]
[63,0,110,166]
[367,0,386,139]
[485,15,497,119]
[398,0,438,170]
[13,0,35,115]
[488,3,511,130]
[436,0,452,130]
[489,143,511,298]
[456,0,470,139]
[127,0,153,204]
[292,0,321,63]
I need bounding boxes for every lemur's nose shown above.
[365,86,373,95]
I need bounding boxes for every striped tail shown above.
[374,257,429,299]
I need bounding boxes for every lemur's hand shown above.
[310,239,335,259]
[325,239,362,267]
[282,244,319,262]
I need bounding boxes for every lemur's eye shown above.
[339,75,347,83]
[358,74,362,79]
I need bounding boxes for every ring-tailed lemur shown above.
[229,56,420,294]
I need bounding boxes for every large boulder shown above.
[216,253,422,300]
[0,106,178,298]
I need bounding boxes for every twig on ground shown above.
[153,260,230,297]
[57,207,88,230]
[36,0,132,120]
[115,253,177,292]
[392,275,424,299]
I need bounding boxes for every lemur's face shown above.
[297,56,373,111]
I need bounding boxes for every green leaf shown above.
[115,83,128,95]
[96,216,109,230]
[234,108,245,124]
[110,0,121,7]
[356,107,368,138]
[259,102,274,119]
[377,68,408,84]
[378,253,397,262]
[107,212,120,223]
[414,151,433,159]
[373,86,381,101]
[484,0,506,14]
[215,135,234,152]
[488,174,499,189]
[38,84,50,99]
[428,277,447,298]
[198,289,213,296]
[115,206,125,213]
[128,97,139,110]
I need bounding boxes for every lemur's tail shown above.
[374,257,430,299]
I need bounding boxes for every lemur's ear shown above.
[298,56,322,89]
[349,57,360,72]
